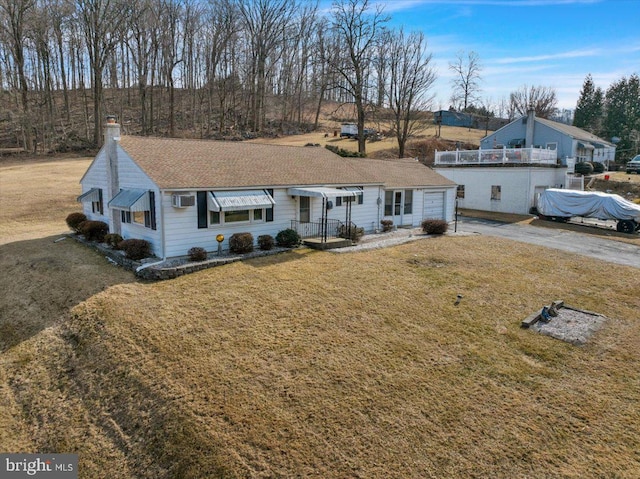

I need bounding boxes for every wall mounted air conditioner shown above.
[171,194,195,208]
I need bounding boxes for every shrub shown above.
[104,233,123,248]
[338,224,365,242]
[258,234,275,250]
[380,219,394,232]
[229,232,254,253]
[592,162,605,174]
[275,228,301,247]
[118,239,152,260]
[79,220,109,242]
[324,144,366,158]
[574,161,594,176]
[66,212,87,233]
[188,246,208,261]
[421,219,449,235]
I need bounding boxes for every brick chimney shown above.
[525,109,535,148]
[105,115,122,234]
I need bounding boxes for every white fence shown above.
[565,173,584,190]
[435,147,558,165]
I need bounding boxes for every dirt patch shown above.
[530,306,608,345]
[522,301,607,346]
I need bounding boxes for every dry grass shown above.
[1,157,639,478]
[248,123,488,156]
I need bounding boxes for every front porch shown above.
[290,219,354,250]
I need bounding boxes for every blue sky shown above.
[325,0,640,111]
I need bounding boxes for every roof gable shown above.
[484,115,613,147]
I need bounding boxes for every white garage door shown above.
[423,192,445,220]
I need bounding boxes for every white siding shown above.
[114,147,162,253]
[79,150,109,222]
[435,167,566,215]
[162,188,299,258]
[80,145,162,256]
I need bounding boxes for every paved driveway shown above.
[456,217,640,269]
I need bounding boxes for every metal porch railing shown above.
[291,219,342,241]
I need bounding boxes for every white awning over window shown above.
[208,190,275,212]
[108,189,150,212]
[342,186,363,196]
[288,186,358,198]
[578,141,595,151]
[77,188,101,203]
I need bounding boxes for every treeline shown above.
[574,73,640,162]
[0,0,436,155]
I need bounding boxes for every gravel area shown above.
[531,306,608,345]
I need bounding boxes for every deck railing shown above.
[435,147,557,165]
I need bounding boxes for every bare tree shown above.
[77,0,130,146]
[509,84,558,119]
[329,0,388,154]
[385,28,436,158]
[157,0,183,137]
[449,50,482,111]
[237,0,297,132]
[0,0,36,150]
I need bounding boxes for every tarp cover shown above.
[538,188,640,221]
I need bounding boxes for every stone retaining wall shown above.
[70,234,290,281]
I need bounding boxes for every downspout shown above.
[160,188,167,260]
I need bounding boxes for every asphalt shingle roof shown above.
[118,136,455,190]
[535,117,614,146]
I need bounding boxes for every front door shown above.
[299,196,310,222]
[385,190,404,225]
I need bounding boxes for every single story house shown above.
[78,119,456,259]
[481,111,616,165]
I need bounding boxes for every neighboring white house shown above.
[480,110,616,165]
[78,120,457,259]
[432,110,616,216]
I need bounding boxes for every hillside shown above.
[1,157,639,478]
[0,85,487,160]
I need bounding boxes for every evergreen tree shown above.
[573,74,604,134]
[602,74,640,161]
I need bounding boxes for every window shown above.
[491,185,501,201]
[457,185,465,199]
[253,209,263,221]
[209,211,220,224]
[404,190,413,214]
[133,211,145,224]
[121,210,131,223]
[384,191,393,216]
[92,189,103,214]
[336,196,343,207]
[225,210,250,223]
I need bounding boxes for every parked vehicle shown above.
[537,188,640,234]
[340,123,376,139]
[340,123,358,138]
[626,154,640,174]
